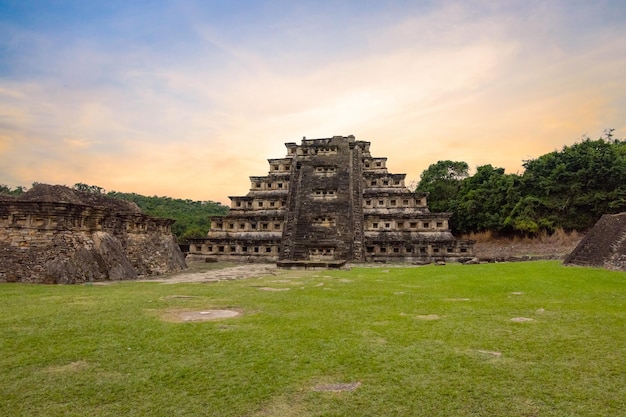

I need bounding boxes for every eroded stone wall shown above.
[0,186,186,283]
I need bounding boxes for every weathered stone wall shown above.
[0,185,186,283]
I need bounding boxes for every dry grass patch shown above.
[476,349,502,357]
[510,317,534,322]
[44,360,89,374]
[312,382,361,392]
[415,314,441,320]
[159,308,241,322]
[161,295,199,299]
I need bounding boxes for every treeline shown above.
[0,185,26,195]
[105,190,228,241]
[0,183,229,242]
[416,133,626,236]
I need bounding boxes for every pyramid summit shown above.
[187,135,474,267]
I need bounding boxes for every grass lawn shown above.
[1,261,625,416]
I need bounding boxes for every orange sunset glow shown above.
[1,1,625,204]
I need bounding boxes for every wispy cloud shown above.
[0,1,624,201]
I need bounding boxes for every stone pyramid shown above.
[564,213,626,271]
[187,135,474,267]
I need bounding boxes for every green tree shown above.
[454,165,521,234]
[514,137,626,232]
[0,184,26,195]
[415,160,469,213]
[74,183,105,194]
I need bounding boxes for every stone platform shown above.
[276,260,347,270]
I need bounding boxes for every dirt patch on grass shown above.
[415,314,440,320]
[249,380,361,416]
[162,295,199,300]
[477,349,502,357]
[161,309,241,322]
[312,382,361,392]
[44,360,89,373]
[510,317,534,322]
[142,264,280,284]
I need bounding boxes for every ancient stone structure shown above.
[0,184,186,283]
[188,135,473,267]
[564,213,626,271]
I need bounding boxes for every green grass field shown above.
[1,261,625,416]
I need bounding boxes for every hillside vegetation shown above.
[417,132,626,235]
[105,190,228,242]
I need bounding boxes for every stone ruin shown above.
[0,184,186,283]
[564,212,626,271]
[187,135,474,267]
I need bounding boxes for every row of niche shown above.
[210,219,283,232]
[192,243,336,258]
[195,244,280,255]
[229,194,428,209]
[365,244,470,255]
[366,219,448,230]
[268,161,388,173]
[250,168,405,189]
[287,146,338,156]
[231,199,287,209]
[309,217,449,230]
[0,213,169,232]
[250,180,290,191]
[211,217,448,232]
[364,196,427,208]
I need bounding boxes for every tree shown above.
[415,160,469,213]
[515,137,626,232]
[74,183,105,194]
[0,184,26,195]
[454,165,521,235]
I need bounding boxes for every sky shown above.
[1,0,625,204]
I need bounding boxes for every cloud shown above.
[0,1,625,201]
[62,138,96,150]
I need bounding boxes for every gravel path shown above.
[140,264,279,284]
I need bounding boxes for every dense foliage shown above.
[412,160,469,213]
[0,185,25,195]
[416,134,626,235]
[105,190,229,241]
